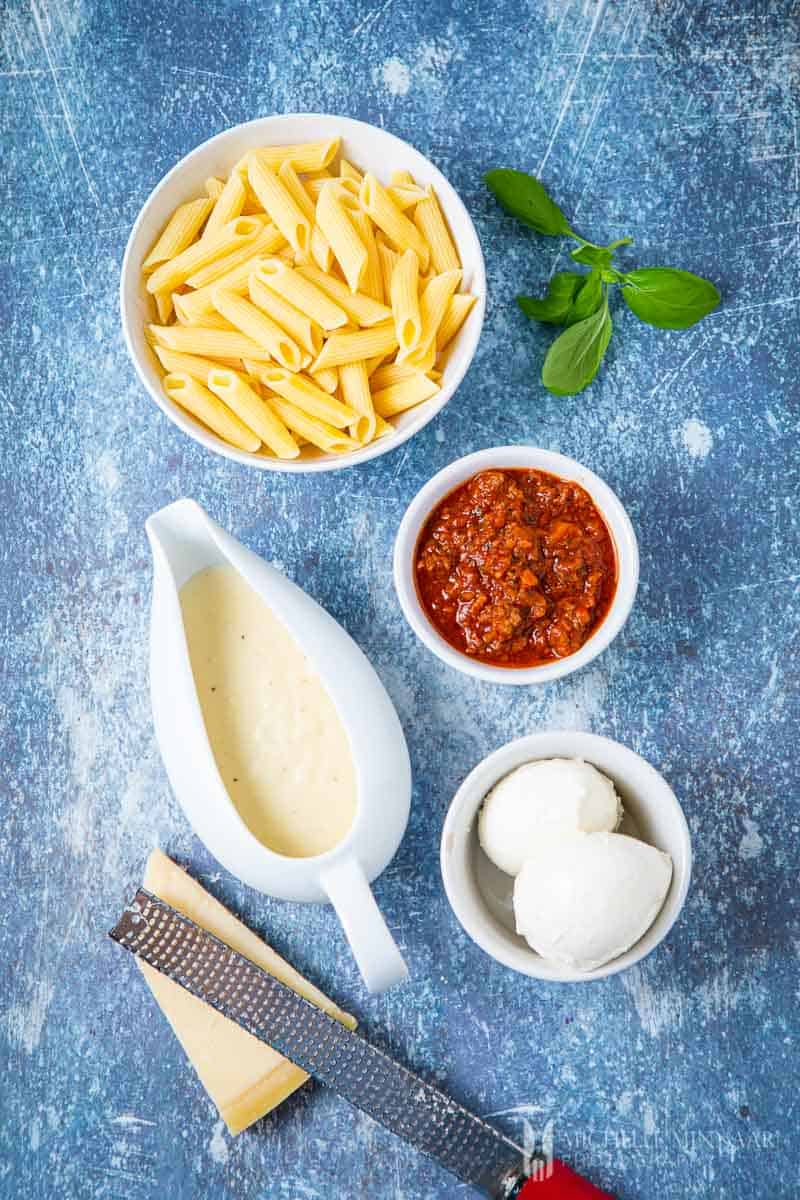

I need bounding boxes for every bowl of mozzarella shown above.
[440,731,692,982]
[120,114,485,472]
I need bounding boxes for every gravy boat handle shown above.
[320,857,408,993]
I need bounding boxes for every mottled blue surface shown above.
[2,1,799,1197]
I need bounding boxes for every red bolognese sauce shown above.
[414,468,618,668]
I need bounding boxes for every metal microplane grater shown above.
[110,891,611,1199]
[110,890,528,1197]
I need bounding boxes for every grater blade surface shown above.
[110,890,528,1198]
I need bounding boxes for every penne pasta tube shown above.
[185,222,284,288]
[147,217,263,294]
[315,182,368,294]
[339,158,363,183]
[207,368,300,459]
[180,311,238,331]
[390,249,422,355]
[253,258,348,330]
[254,365,356,428]
[148,323,272,360]
[436,292,477,350]
[370,362,426,390]
[376,235,399,300]
[154,346,243,385]
[391,169,416,186]
[277,159,334,271]
[163,372,261,452]
[295,264,392,327]
[365,352,388,378]
[154,290,174,324]
[402,269,461,366]
[248,155,312,258]
[211,288,304,372]
[248,274,323,358]
[373,413,396,439]
[311,320,399,372]
[339,361,376,444]
[143,197,214,271]
[267,394,360,455]
[205,176,226,199]
[387,184,426,211]
[414,185,461,274]
[311,365,339,393]
[372,373,440,418]
[359,173,430,270]
[348,207,383,303]
[250,139,340,173]
[202,170,247,242]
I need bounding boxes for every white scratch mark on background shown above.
[208,1120,229,1165]
[739,818,764,860]
[621,964,684,1037]
[538,0,608,175]
[679,418,713,460]
[4,979,55,1054]
[111,1114,157,1128]
[381,57,410,96]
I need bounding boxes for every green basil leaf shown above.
[621,267,721,329]
[517,272,584,325]
[564,269,603,326]
[541,295,613,396]
[484,168,573,237]
[570,244,614,269]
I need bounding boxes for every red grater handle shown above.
[516,1158,615,1198]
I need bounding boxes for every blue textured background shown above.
[2,1,798,1197]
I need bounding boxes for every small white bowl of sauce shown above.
[393,445,639,685]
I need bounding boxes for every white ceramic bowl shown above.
[120,113,486,472]
[393,446,639,684]
[440,731,692,982]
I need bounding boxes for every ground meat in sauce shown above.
[414,468,618,667]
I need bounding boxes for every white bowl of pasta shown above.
[120,114,486,472]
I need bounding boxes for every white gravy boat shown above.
[146,498,411,992]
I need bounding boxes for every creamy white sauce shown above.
[180,564,357,858]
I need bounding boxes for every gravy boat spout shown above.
[146,498,411,993]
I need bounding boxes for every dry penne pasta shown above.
[295,264,391,327]
[267,394,360,455]
[360,173,430,270]
[254,365,356,428]
[248,155,312,258]
[148,323,272,361]
[348,207,383,303]
[212,288,305,371]
[402,269,461,366]
[414,185,461,274]
[205,176,226,199]
[187,223,285,288]
[154,346,242,385]
[312,320,398,371]
[372,373,440,417]
[254,258,348,330]
[376,236,399,300]
[339,360,376,444]
[164,372,261,452]
[437,292,477,350]
[248,273,323,358]
[390,249,422,355]
[154,290,174,324]
[207,368,299,459]
[143,197,214,271]
[140,138,477,460]
[202,171,247,242]
[147,217,262,294]
[250,139,339,173]
[315,181,368,294]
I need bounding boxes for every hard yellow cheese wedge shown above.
[139,849,356,1134]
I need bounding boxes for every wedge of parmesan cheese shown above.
[138,849,356,1134]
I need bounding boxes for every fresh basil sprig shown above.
[485,168,720,395]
